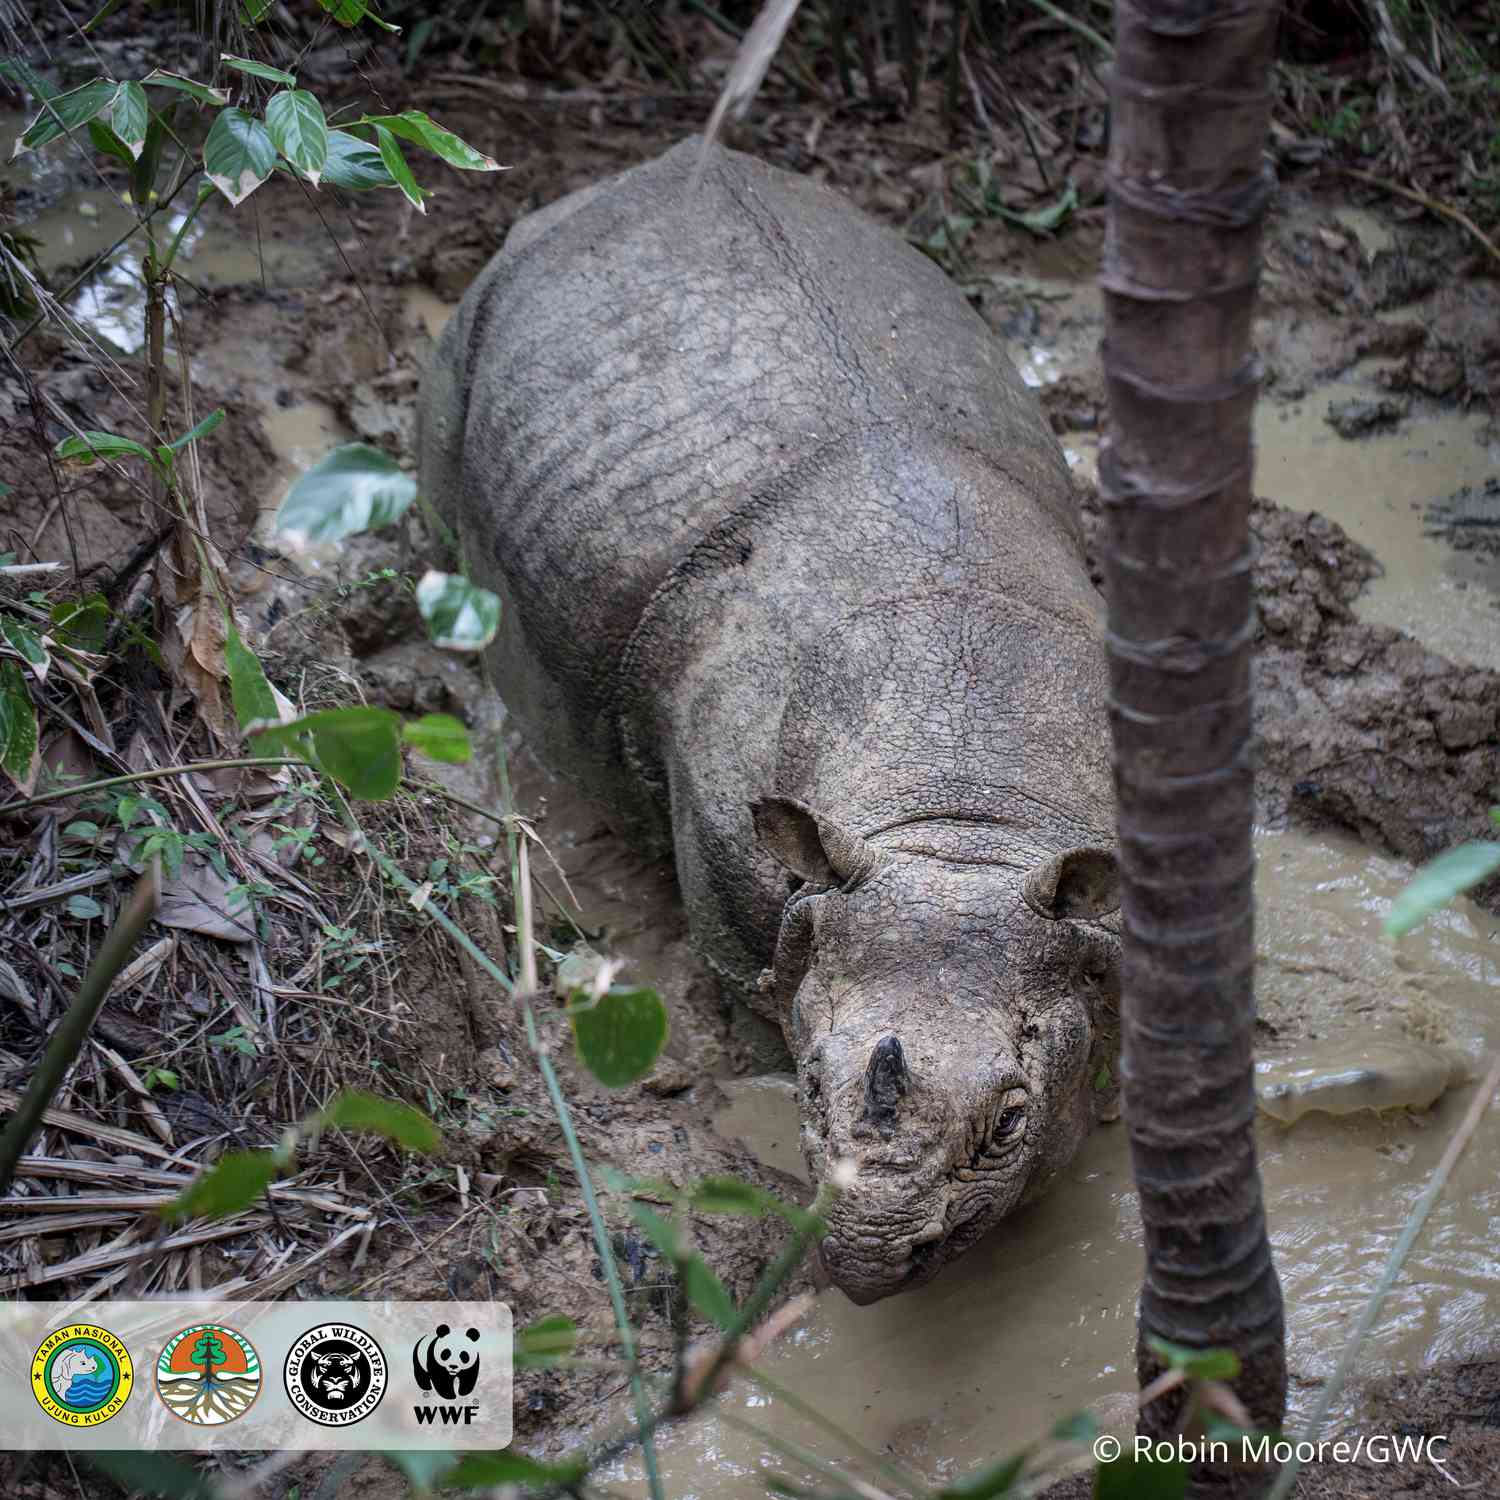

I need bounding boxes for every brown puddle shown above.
[580,826,1500,1495]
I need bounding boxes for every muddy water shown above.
[585,826,1500,1496]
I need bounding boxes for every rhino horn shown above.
[1022,847,1120,921]
[862,1035,910,1128]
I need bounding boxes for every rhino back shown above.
[419,140,1077,800]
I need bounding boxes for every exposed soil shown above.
[3,5,1500,1498]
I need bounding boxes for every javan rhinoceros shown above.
[418,139,1122,1304]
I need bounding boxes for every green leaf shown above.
[1385,842,1500,937]
[220,53,297,86]
[415,571,500,652]
[402,713,471,763]
[140,70,229,106]
[319,1089,441,1151]
[320,128,395,190]
[0,660,40,794]
[203,106,276,205]
[86,1451,221,1499]
[443,1453,585,1491]
[87,118,136,167]
[683,1254,736,1331]
[66,894,104,919]
[569,984,669,1089]
[318,0,368,23]
[169,408,226,451]
[1094,1452,1188,1500]
[1,617,49,671]
[239,0,275,20]
[690,1175,769,1215]
[108,80,149,159]
[225,617,278,732]
[274,443,418,547]
[1051,1411,1100,1444]
[0,59,58,102]
[357,110,501,172]
[252,705,404,800]
[265,89,327,184]
[374,123,425,212]
[626,1200,683,1260]
[515,1315,576,1368]
[387,1453,458,1492]
[938,1453,1028,1500]
[1145,1337,1240,1382]
[55,430,153,465]
[164,1149,283,1221]
[1012,182,1078,236]
[64,821,101,840]
[50,594,110,653]
[16,79,118,153]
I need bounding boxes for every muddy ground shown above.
[3,8,1500,1500]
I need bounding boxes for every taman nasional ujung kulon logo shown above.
[283,1323,388,1425]
[31,1324,133,1426]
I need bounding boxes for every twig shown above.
[0,756,302,817]
[1022,0,1113,57]
[1265,1052,1500,1500]
[0,867,160,1196]
[1336,167,1500,268]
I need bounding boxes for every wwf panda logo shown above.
[412,1324,481,1400]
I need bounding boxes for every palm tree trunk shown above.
[1101,0,1288,1491]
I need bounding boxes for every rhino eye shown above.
[994,1105,1025,1143]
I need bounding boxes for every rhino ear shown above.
[751,796,877,887]
[1023,847,1120,920]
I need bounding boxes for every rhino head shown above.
[752,796,1121,1305]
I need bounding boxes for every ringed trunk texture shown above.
[1102,0,1288,1489]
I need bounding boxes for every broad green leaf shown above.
[50,594,110,653]
[1386,842,1500,936]
[169,408,226,451]
[16,79,117,153]
[358,110,501,172]
[1,617,49,672]
[1050,1411,1099,1444]
[374,123,425,212]
[627,1201,683,1260]
[683,1254,736,1331]
[87,118,135,167]
[1145,1337,1240,1382]
[938,1453,1028,1500]
[203,106,276,205]
[141,70,229,106]
[402,713,471,763]
[690,1176,769,1215]
[0,59,58,102]
[66,894,104,919]
[319,1089,441,1151]
[415,571,500,652]
[220,53,297,86]
[386,1453,456,1492]
[225,617,278,731]
[55,430,152,465]
[0,660,40,794]
[86,1452,220,1499]
[1094,1452,1188,1500]
[239,0,274,22]
[515,1315,575,1368]
[252,705,404,800]
[164,1148,282,1221]
[318,0,368,23]
[320,128,394,191]
[569,984,669,1089]
[265,89,327,184]
[108,80,149,159]
[443,1452,585,1490]
[274,443,417,547]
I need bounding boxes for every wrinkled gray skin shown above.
[419,140,1122,1304]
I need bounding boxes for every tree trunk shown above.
[1101,0,1288,1492]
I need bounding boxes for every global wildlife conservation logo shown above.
[283,1323,387,1425]
[31,1324,133,1426]
[155,1323,262,1425]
